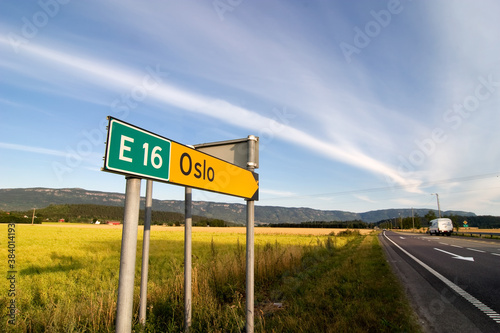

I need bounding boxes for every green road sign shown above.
[103,117,259,200]
[103,118,172,182]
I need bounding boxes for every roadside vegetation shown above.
[259,230,421,332]
[0,225,421,332]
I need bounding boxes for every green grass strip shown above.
[258,233,423,332]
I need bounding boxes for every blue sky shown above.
[1,0,500,216]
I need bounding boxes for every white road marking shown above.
[383,232,500,325]
[492,253,500,257]
[439,242,449,245]
[451,244,463,248]
[434,248,474,261]
[467,248,486,253]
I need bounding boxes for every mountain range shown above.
[0,187,476,224]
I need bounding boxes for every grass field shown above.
[0,224,420,332]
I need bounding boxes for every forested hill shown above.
[0,187,478,224]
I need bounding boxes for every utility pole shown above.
[31,207,36,225]
[431,193,441,218]
[412,207,415,231]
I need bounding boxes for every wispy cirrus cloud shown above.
[0,36,419,190]
[0,142,66,157]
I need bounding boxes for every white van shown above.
[428,218,453,236]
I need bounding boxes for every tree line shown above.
[376,210,500,230]
[0,204,231,226]
[268,220,370,229]
[266,212,500,230]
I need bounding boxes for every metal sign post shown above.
[195,135,259,332]
[139,179,153,326]
[184,187,193,332]
[245,135,257,333]
[115,177,142,333]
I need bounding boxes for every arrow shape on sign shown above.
[434,248,474,262]
[169,141,259,200]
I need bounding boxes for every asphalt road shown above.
[379,230,500,333]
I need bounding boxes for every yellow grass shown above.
[0,223,363,332]
[39,222,374,235]
[457,228,499,233]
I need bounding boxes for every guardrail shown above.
[454,231,500,239]
[392,229,500,239]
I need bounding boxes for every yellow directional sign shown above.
[103,117,258,200]
[169,142,258,200]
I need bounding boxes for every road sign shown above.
[104,118,172,182]
[103,117,259,200]
[464,221,468,228]
[169,142,258,200]
[195,137,259,169]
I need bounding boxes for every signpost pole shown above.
[184,187,192,332]
[116,177,142,333]
[245,200,255,332]
[245,135,257,333]
[139,179,153,326]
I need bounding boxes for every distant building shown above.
[106,221,121,225]
[59,219,65,222]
